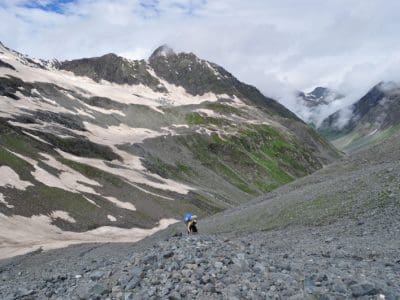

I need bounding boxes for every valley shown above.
[0,113,398,299]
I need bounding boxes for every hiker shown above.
[183,213,198,235]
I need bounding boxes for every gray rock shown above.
[17,287,34,297]
[232,257,249,271]
[143,254,157,265]
[253,262,265,273]
[332,279,346,294]
[90,283,110,296]
[168,292,181,300]
[350,282,378,297]
[75,284,95,299]
[123,292,135,299]
[163,251,174,259]
[204,283,216,293]
[90,270,104,281]
[325,237,334,243]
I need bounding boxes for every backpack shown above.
[183,213,192,223]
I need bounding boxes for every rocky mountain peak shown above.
[310,86,329,98]
[99,53,120,60]
[299,86,343,108]
[149,44,176,59]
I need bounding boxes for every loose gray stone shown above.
[350,282,378,297]
[90,270,104,281]
[163,251,174,259]
[90,283,110,296]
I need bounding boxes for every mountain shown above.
[319,82,400,152]
[296,87,344,126]
[0,42,339,256]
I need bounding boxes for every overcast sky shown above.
[1,0,400,121]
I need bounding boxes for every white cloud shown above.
[1,0,400,122]
[118,47,149,60]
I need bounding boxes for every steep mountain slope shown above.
[201,131,400,235]
[296,87,344,126]
[0,42,339,255]
[319,82,400,152]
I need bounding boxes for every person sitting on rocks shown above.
[183,213,198,235]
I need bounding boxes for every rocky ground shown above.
[0,209,399,299]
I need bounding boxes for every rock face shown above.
[319,82,400,152]
[58,53,167,92]
[0,42,339,255]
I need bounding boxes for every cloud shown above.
[118,47,148,60]
[1,0,400,123]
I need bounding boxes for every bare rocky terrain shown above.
[0,130,398,299]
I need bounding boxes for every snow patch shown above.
[205,61,220,77]
[104,196,136,211]
[171,124,189,128]
[0,193,14,208]
[107,215,117,222]
[50,211,76,223]
[33,153,102,195]
[83,196,100,207]
[83,122,164,145]
[57,150,194,195]
[76,98,126,117]
[6,150,137,211]
[22,131,52,145]
[0,214,178,259]
[0,89,80,118]
[6,149,100,194]
[75,108,95,119]
[196,108,220,117]
[367,129,378,136]
[0,166,33,190]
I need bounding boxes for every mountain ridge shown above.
[58,46,301,120]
